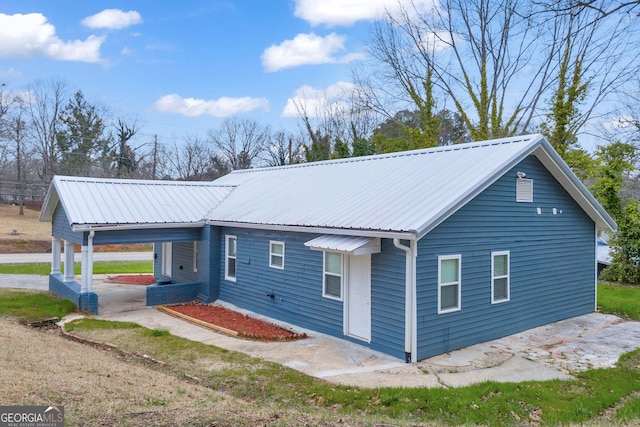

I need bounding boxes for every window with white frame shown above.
[269,241,285,269]
[492,251,510,303]
[438,255,461,314]
[161,242,172,277]
[225,235,237,281]
[323,251,343,300]
[193,241,198,272]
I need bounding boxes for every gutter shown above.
[206,220,416,240]
[393,238,417,363]
[71,222,205,232]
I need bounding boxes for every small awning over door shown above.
[304,235,381,255]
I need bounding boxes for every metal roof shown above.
[40,134,617,238]
[304,235,381,255]
[208,134,616,238]
[40,176,233,230]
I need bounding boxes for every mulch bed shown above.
[106,275,156,285]
[164,302,308,342]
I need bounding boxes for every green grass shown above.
[598,282,640,320]
[65,317,640,426]
[4,285,640,425]
[0,261,152,275]
[0,289,76,322]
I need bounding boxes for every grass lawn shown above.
[0,261,152,275]
[0,288,76,322]
[65,316,640,426]
[598,282,640,320]
[2,287,639,426]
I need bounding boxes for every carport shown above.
[39,176,232,314]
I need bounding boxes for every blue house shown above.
[40,134,616,362]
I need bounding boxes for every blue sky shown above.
[0,0,407,145]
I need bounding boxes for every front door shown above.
[346,254,371,341]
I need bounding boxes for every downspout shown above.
[394,238,417,363]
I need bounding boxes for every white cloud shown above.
[153,94,270,117]
[81,9,142,30]
[282,81,356,117]
[262,32,363,72]
[602,115,637,130]
[0,13,104,63]
[294,0,438,27]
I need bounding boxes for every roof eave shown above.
[71,221,206,232]
[206,220,417,240]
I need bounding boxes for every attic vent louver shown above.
[516,177,533,202]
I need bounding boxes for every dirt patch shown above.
[0,239,52,254]
[0,319,238,426]
[164,303,308,341]
[106,275,156,285]
[0,204,52,241]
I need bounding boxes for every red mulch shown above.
[106,275,156,285]
[167,302,307,341]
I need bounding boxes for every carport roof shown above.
[39,176,233,230]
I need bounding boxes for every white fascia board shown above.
[206,220,417,240]
[71,222,205,232]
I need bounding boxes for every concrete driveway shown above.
[2,272,640,389]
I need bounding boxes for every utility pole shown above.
[152,134,157,180]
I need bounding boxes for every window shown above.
[492,251,510,303]
[161,242,172,277]
[225,235,237,281]
[438,255,461,314]
[323,251,343,300]
[269,241,285,269]
[516,177,533,202]
[193,241,198,272]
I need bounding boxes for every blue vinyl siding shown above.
[215,228,407,357]
[416,155,596,360]
[52,205,82,243]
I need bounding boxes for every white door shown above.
[346,254,371,341]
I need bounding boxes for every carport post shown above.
[51,237,61,275]
[63,240,75,282]
[80,231,95,293]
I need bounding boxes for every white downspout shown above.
[394,238,417,363]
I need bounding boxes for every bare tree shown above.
[111,118,141,178]
[7,113,28,214]
[168,135,230,180]
[291,85,378,160]
[360,0,640,142]
[24,78,68,183]
[263,131,304,166]
[208,117,269,170]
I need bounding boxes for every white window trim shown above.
[225,235,237,282]
[193,241,198,273]
[161,242,172,277]
[269,240,285,270]
[438,254,461,314]
[323,251,344,301]
[491,250,510,304]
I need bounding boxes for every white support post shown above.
[80,231,95,293]
[64,240,75,282]
[51,237,61,275]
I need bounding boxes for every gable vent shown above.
[516,178,533,202]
